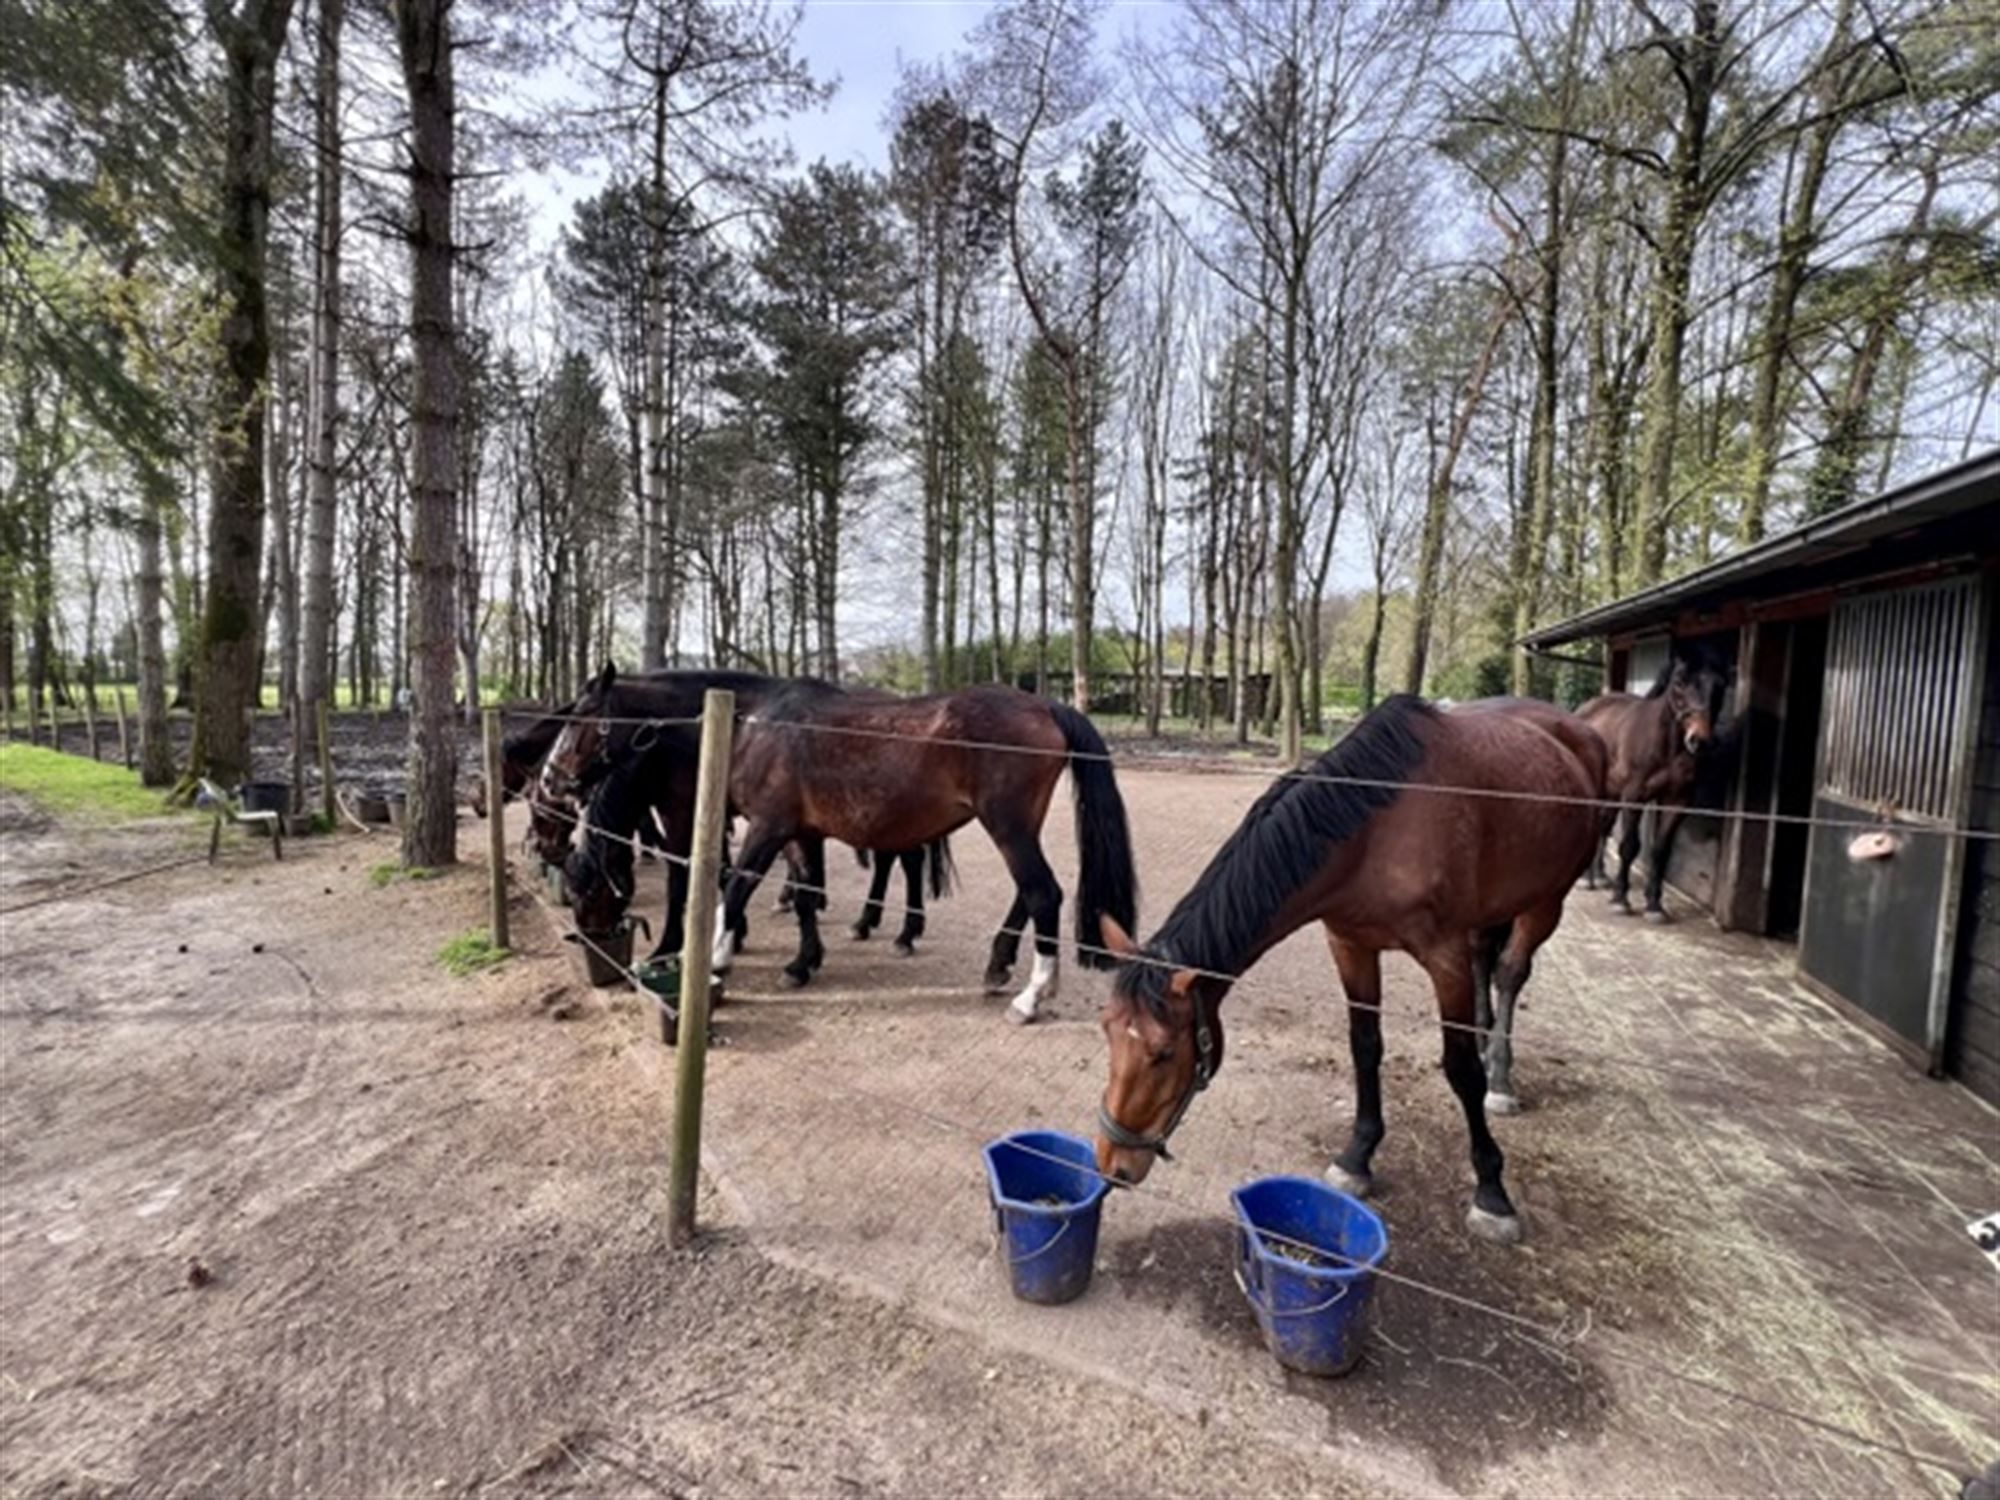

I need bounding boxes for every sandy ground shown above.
[0,795,1369,1499]
[3,763,1998,1499]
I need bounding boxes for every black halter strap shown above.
[1096,993,1219,1163]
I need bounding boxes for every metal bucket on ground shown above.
[981,1130,1110,1305]
[1231,1175,1387,1377]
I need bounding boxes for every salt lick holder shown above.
[982,1130,1111,1305]
[1231,1174,1388,1377]
[668,688,735,1248]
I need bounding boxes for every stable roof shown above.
[1522,448,2000,648]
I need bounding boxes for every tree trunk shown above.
[1405,293,1507,696]
[134,471,175,783]
[300,0,342,741]
[1630,0,1719,587]
[185,0,298,790]
[1064,365,1091,712]
[396,0,459,866]
[1510,124,1568,693]
[1807,166,1939,515]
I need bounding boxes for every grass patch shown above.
[0,743,180,823]
[370,861,443,888]
[437,928,508,977]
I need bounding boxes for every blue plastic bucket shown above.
[982,1130,1110,1305]
[1231,1175,1388,1376]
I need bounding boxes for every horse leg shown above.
[987,825,1063,1025]
[851,849,892,941]
[1642,804,1687,923]
[1608,806,1641,913]
[892,849,926,955]
[1423,948,1522,1243]
[781,836,827,988]
[648,800,696,962]
[1486,900,1562,1117]
[985,895,1027,994]
[714,820,789,975]
[773,840,800,915]
[1326,936,1387,1198]
[1470,923,1504,1057]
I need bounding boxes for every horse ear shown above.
[1099,916,1139,959]
[1167,968,1199,999]
[599,660,618,690]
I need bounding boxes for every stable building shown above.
[1523,449,2000,1107]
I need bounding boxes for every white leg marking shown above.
[710,912,737,974]
[1007,951,1059,1024]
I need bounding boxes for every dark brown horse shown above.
[695,678,1140,1019]
[564,727,954,981]
[1094,695,1600,1244]
[1577,644,1730,922]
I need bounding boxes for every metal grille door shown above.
[1802,575,1987,1055]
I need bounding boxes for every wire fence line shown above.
[517,815,1980,1483]
[499,704,2000,844]
[516,794,1998,1153]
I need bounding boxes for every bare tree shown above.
[1134,0,1437,758]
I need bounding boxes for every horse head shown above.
[1664,647,1729,756]
[543,661,620,800]
[526,772,576,866]
[1094,919,1226,1187]
[564,827,633,935]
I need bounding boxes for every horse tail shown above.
[1048,703,1139,970]
[926,835,956,900]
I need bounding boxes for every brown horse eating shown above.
[713,679,1139,1020]
[1094,695,1601,1244]
[1577,643,1730,922]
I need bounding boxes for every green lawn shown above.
[0,742,182,823]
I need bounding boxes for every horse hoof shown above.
[780,969,810,990]
[1486,1092,1524,1117]
[1608,898,1634,915]
[1005,1002,1036,1026]
[1324,1162,1374,1198]
[1466,1204,1525,1244]
[983,971,1013,996]
[1643,908,1672,926]
[892,940,915,957]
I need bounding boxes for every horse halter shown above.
[1096,991,1219,1164]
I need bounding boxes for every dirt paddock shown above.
[2,765,1996,1497]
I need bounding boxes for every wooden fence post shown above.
[668,687,736,1248]
[317,699,335,824]
[114,686,131,769]
[46,698,59,750]
[482,706,510,951]
[84,684,100,762]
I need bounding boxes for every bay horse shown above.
[1577,644,1730,922]
[1094,695,1600,1244]
[681,676,1139,1021]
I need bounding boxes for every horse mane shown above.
[1115,695,1437,1021]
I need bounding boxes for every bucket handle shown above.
[994,1208,1075,1266]
[1233,1263,1354,1318]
